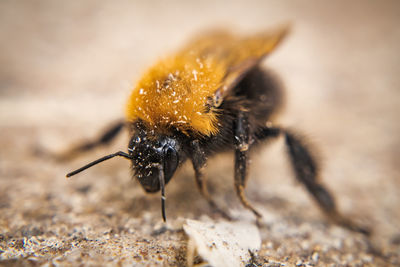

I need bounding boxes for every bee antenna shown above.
[66,151,133,178]
[155,163,167,222]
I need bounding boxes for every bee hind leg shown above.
[283,129,371,236]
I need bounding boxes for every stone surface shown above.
[1,0,399,266]
[183,219,261,266]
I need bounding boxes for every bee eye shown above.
[163,145,179,182]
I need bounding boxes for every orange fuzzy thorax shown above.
[126,53,226,136]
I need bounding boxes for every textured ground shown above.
[1,0,399,266]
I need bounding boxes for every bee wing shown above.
[217,25,290,101]
[182,25,289,108]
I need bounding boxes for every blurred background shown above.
[0,0,399,265]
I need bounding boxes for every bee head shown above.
[65,125,184,221]
[128,134,181,193]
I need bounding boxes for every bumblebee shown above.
[66,25,369,235]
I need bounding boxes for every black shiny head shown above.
[65,130,183,222]
[128,134,180,193]
[127,133,182,221]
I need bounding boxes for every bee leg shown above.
[284,129,370,236]
[190,140,231,220]
[56,120,125,161]
[253,125,281,141]
[234,111,262,218]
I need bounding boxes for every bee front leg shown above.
[190,140,231,220]
[234,111,262,218]
[56,120,125,161]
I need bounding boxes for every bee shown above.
[65,25,369,235]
